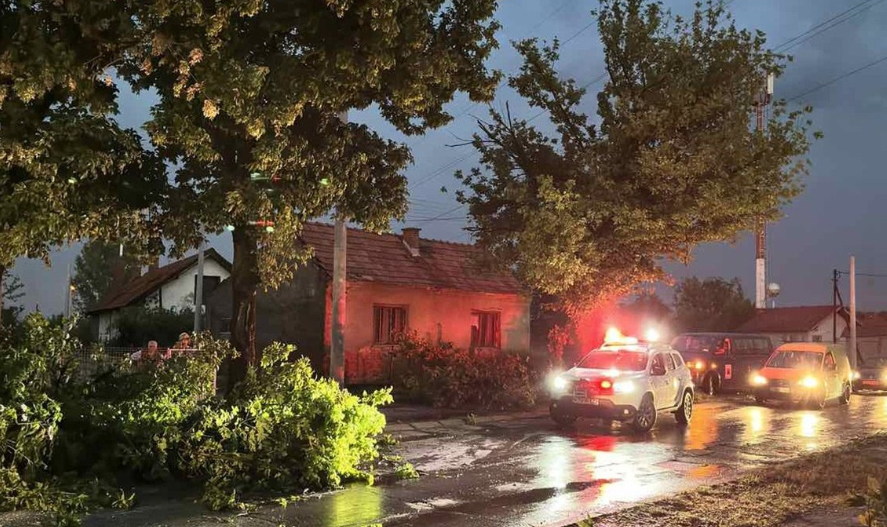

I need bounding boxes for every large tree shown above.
[121,0,502,386]
[457,0,816,320]
[673,276,754,332]
[0,269,23,332]
[0,0,168,326]
[72,240,141,312]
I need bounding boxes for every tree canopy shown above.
[0,0,167,271]
[457,0,816,318]
[673,276,755,332]
[117,0,502,383]
[72,240,141,313]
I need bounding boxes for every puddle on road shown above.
[305,396,887,527]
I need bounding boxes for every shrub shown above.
[107,306,194,348]
[391,332,537,410]
[176,343,391,509]
[0,314,393,524]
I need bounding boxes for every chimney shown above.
[401,228,421,257]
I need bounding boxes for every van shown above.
[670,333,773,395]
[750,342,852,408]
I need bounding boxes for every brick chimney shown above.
[401,227,421,257]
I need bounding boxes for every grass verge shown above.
[588,433,887,527]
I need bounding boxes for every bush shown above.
[176,342,391,509]
[0,314,393,524]
[391,332,537,410]
[108,306,194,347]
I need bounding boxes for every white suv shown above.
[549,341,695,433]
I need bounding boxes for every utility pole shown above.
[850,256,857,370]
[329,110,349,385]
[194,241,205,333]
[832,269,838,343]
[754,73,774,309]
[65,264,73,318]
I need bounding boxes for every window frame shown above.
[372,304,408,346]
[470,310,501,349]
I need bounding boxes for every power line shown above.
[773,0,884,52]
[408,3,597,151]
[787,53,887,102]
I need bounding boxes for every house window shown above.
[373,305,407,345]
[471,311,501,349]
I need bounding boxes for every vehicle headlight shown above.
[694,360,705,371]
[852,371,861,380]
[613,380,636,394]
[752,374,768,386]
[799,376,819,388]
[551,376,569,393]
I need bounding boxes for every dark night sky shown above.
[10,0,887,315]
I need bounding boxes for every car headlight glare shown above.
[799,376,819,388]
[694,360,705,371]
[852,371,861,380]
[752,374,768,386]
[613,380,636,394]
[551,376,569,393]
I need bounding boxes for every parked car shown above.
[852,358,887,392]
[670,333,773,395]
[548,340,694,433]
[750,342,852,408]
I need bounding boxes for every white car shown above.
[549,341,695,433]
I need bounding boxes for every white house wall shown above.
[158,259,230,311]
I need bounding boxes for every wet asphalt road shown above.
[81,393,887,527]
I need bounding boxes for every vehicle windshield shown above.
[765,350,823,370]
[670,335,717,354]
[578,350,649,371]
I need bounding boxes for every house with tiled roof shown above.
[88,249,231,341]
[736,305,850,347]
[206,223,530,384]
[841,313,887,363]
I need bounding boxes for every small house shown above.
[88,249,231,341]
[206,223,531,384]
[736,305,850,347]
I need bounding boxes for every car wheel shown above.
[675,390,694,426]
[551,411,577,427]
[701,374,719,396]
[840,383,851,405]
[809,391,827,410]
[632,394,657,433]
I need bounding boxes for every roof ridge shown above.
[301,221,476,247]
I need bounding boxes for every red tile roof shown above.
[736,305,842,333]
[298,223,523,295]
[88,248,231,314]
[842,314,887,338]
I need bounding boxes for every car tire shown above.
[551,411,577,427]
[632,394,657,433]
[809,391,827,410]
[840,383,851,405]
[701,373,719,396]
[674,389,693,426]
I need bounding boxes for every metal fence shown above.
[72,347,217,390]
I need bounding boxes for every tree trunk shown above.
[0,264,5,333]
[227,227,259,390]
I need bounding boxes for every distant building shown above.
[88,249,231,342]
[736,305,850,347]
[842,314,887,363]
[207,223,530,385]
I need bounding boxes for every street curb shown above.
[384,407,548,434]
